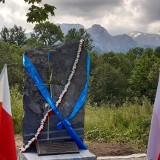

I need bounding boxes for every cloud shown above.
[0,0,33,32]
[50,0,150,34]
[0,0,159,35]
[52,0,124,19]
[146,21,160,34]
[131,0,160,23]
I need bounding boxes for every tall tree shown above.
[33,21,64,46]
[129,53,159,101]
[64,28,93,51]
[0,25,26,47]
[0,40,24,88]
[0,27,10,43]
[0,0,56,23]
[89,62,126,105]
[25,33,45,48]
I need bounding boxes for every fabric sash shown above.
[23,53,90,149]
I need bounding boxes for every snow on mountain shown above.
[128,31,143,38]
[128,31,160,48]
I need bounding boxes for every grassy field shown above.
[85,101,152,150]
[11,87,153,151]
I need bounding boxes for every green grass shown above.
[11,85,23,134]
[84,100,153,150]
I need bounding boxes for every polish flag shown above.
[147,73,160,160]
[0,65,17,160]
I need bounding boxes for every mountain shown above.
[59,23,84,35]
[59,24,139,53]
[25,32,33,39]
[25,23,160,53]
[128,31,160,49]
[87,24,137,53]
[59,24,160,53]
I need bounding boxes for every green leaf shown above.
[31,21,64,46]
[0,0,5,3]
[24,0,42,4]
[27,4,56,23]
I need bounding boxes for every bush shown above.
[85,101,152,150]
[11,85,23,134]
[0,41,24,90]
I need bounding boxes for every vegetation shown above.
[11,87,152,150]
[89,49,160,105]
[0,25,26,47]
[0,0,56,23]
[31,21,64,46]
[0,25,159,105]
[85,100,152,150]
[64,28,93,51]
[25,33,45,48]
[0,0,157,153]
[11,85,23,134]
[0,41,24,89]
[0,25,159,104]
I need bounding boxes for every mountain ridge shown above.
[59,23,160,53]
[127,31,160,49]
[25,23,160,53]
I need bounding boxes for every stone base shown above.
[18,150,96,160]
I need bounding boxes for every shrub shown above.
[11,85,23,134]
[85,101,152,150]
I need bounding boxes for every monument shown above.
[19,39,96,160]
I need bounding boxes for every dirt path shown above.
[15,135,143,157]
[86,141,141,157]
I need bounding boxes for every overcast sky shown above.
[0,0,160,35]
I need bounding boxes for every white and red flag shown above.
[0,65,17,160]
[147,73,160,160]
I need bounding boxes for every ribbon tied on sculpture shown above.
[57,119,71,130]
[23,52,90,150]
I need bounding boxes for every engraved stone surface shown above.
[36,140,79,155]
[22,40,88,152]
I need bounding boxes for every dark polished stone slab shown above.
[36,140,79,156]
[22,40,88,153]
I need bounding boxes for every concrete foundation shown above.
[18,150,96,160]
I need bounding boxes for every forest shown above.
[0,23,160,106]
